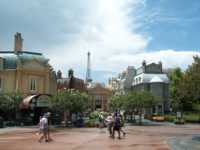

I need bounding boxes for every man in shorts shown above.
[38,115,48,142]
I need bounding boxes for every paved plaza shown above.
[0,123,199,150]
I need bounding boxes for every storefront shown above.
[20,94,51,125]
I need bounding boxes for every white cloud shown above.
[0,0,199,83]
[48,0,149,72]
[103,50,200,72]
[46,0,200,82]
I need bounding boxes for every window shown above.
[30,78,36,91]
[139,77,141,83]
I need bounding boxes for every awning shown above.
[20,94,51,109]
[20,95,37,109]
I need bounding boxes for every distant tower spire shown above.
[86,51,92,84]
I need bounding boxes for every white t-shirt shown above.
[39,117,48,129]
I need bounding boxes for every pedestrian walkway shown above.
[0,123,199,150]
[168,135,200,150]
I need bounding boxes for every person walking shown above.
[105,114,114,137]
[37,116,43,136]
[38,115,48,142]
[112,113,121,139]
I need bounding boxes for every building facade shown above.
[87,83,112,111]
[0,33,57,96]
[132,61,170,114]
[108,66,136,94]
[108,61,170,114]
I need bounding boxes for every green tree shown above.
[170,56,200,113]
[169,67,185,112]
[0,93,13,119]
[0,92,22,121]
[184,56,200,105]
[50,90,90,124]
[123,92,137,122]
[133,91,156,125]
[108,95,124,112]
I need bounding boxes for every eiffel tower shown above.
[86,51,92,84]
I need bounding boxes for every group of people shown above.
[37,112,52,143]
[37,111,126,142]
[105,112,126,139]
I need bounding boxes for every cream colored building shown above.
[87,83,112,111]
[0,33,57,96]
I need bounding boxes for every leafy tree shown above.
[50,90,90,123]
[0,93,13,118]
[123,92,137,122]
[170,56,200,114]
[184,56,200,105]
[0,92,23,121]
[133,91,156,125]
[109,91,156,125]
[108,95,124,112]
[169,67,185,112]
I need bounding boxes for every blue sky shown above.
[0,0,199,83]
[138,0,200,51]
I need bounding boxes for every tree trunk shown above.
[133,112,136,123]
[139,109,142,125]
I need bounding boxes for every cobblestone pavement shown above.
[0,123,199,150]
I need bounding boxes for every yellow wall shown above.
[0,70,16,93]
[0,60,56,95]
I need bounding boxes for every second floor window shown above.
[30,79,36,91]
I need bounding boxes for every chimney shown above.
[14,32,23,52]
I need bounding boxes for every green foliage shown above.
[50,90,90,113]
[89,111,100,119]
[0,93,13,113]
[108,91,156,125]
[169,67,184,111]
[169,56,200,112]
[0,92,23,121]
[108,95,124,111]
